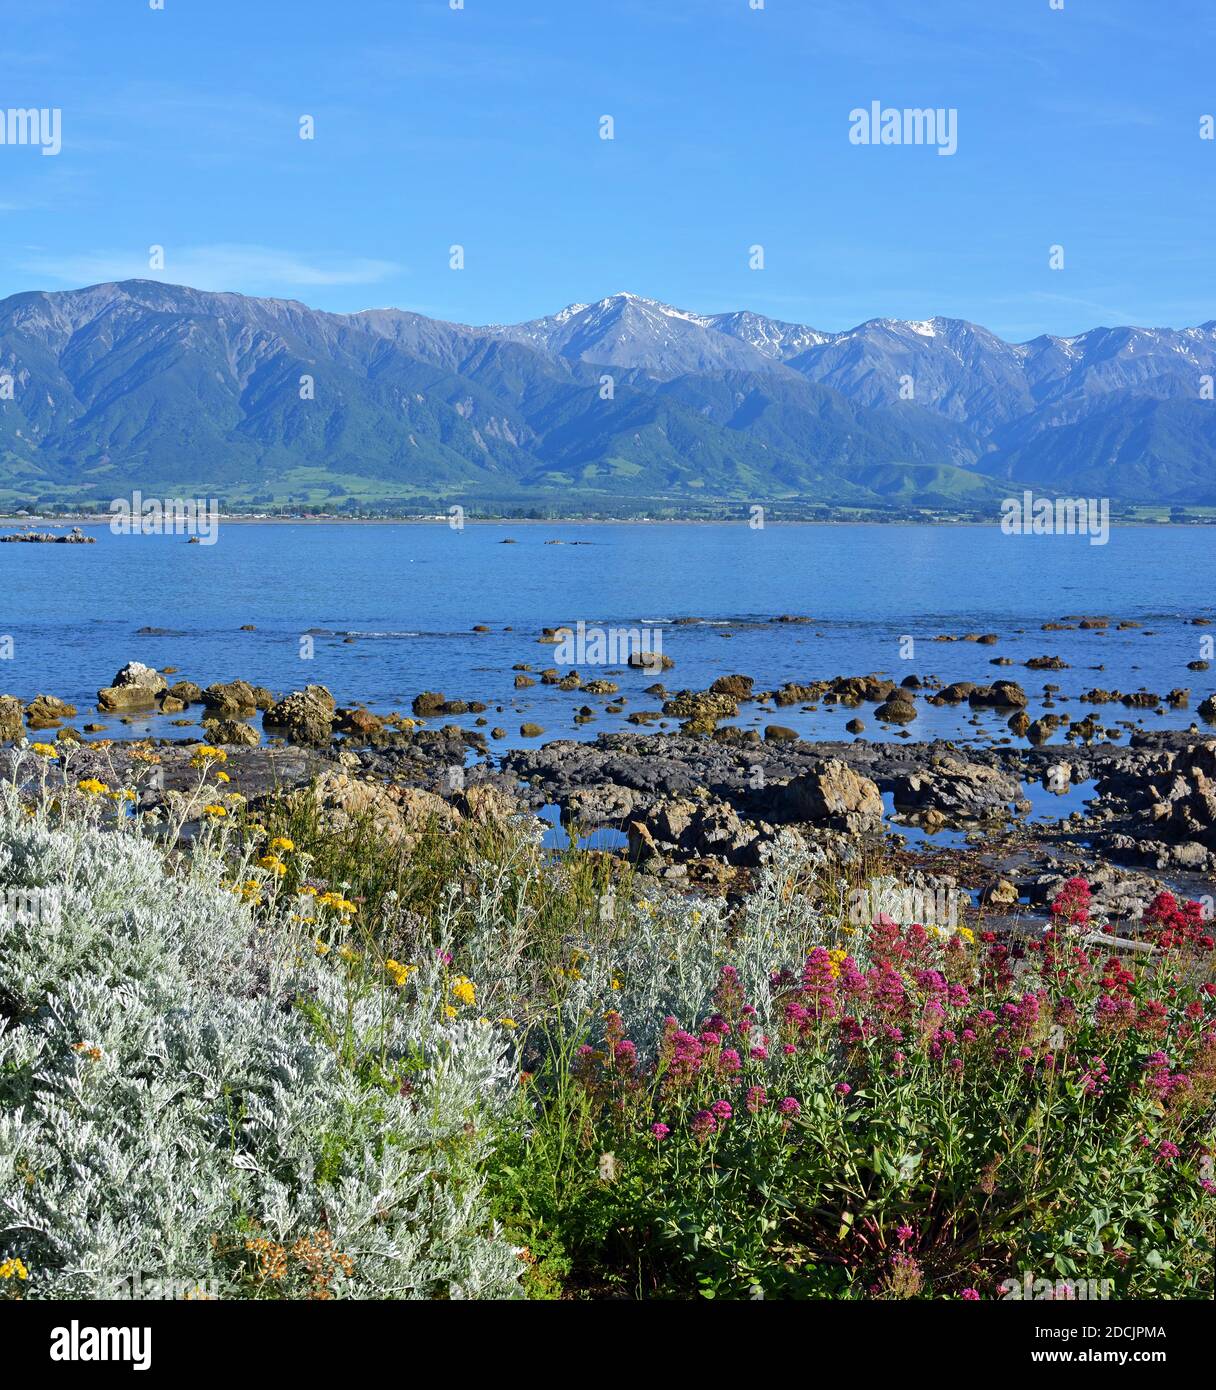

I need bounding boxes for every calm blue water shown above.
[1,521,1213,752]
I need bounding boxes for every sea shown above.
[1,520,1214,754]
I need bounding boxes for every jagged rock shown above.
[981,879,1019,907]
[892,755,1020,821]
[710,674,755,699]
[627,650,674,671]
[25,694,77,727]
[299,772,458,846]
[167,680,203,704]
[969,680,1028,709]
[875,694,917,723]
[334,707,384,737]
[775,759,883,834]
[627,794,765,865]
[263,685,336,746]
[201,717,259,747]
[202,680,260,714]
[662,690,738,723]
[97,661,167,711]
[0,695,23,743]
[411,691,447,715]
[563,782,639,824]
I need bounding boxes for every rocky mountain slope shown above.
[1,281,1213,509]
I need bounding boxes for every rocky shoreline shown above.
[4,655,1215,930]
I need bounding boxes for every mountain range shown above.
[2,280,1215,512]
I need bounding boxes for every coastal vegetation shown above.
[1,745,1211,1300]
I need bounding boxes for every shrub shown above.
[0,785,522,1300]
[492,879,1216,1299]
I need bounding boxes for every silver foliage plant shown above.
[0,785,523,1300]
[559,831,836,1056]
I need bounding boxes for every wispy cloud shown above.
[18,243,401,293]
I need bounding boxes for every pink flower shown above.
[960,1288,980,1301]
[650,1122,670,1140]
[691,1110,717,1141]
[835,1082,852,1096]
[777,1097,800,1117]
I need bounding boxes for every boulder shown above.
[201,717,259,747]
[334,707,384,737]
[762,724,798,742]
[710,674,755,699]
[875,694,917,723]
[776,759,883,834]
[969,680,1027,709]
[263,685,336,746]
[298,772,458,846]
[627,651,674,671]
[0,695,23,743]
[166,680,203,705]
[202,680,260,714]
[892,755,1020,821]
[25,694,77,727]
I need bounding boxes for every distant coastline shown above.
[2,512,1214,528]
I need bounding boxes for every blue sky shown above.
[2,0,1213,338]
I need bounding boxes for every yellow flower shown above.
[498,1017,518,1029]
[203,804,227,818]
[299,885,318,897]
[215,770,231,783]
[77,778,109,796]
[190,744,228,767]
[31,743,57,758]
[314,939,330,956]
[0,1258,28,1281]
[337,944,360,963]
[443,1004,458,1019]
[958,926,975,944]
[384,959,414,987]
[236,879,262,903]
[610,978,622,991]
[258,854,287,877]
[270,836,294,853]
[449,975,476,1007]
